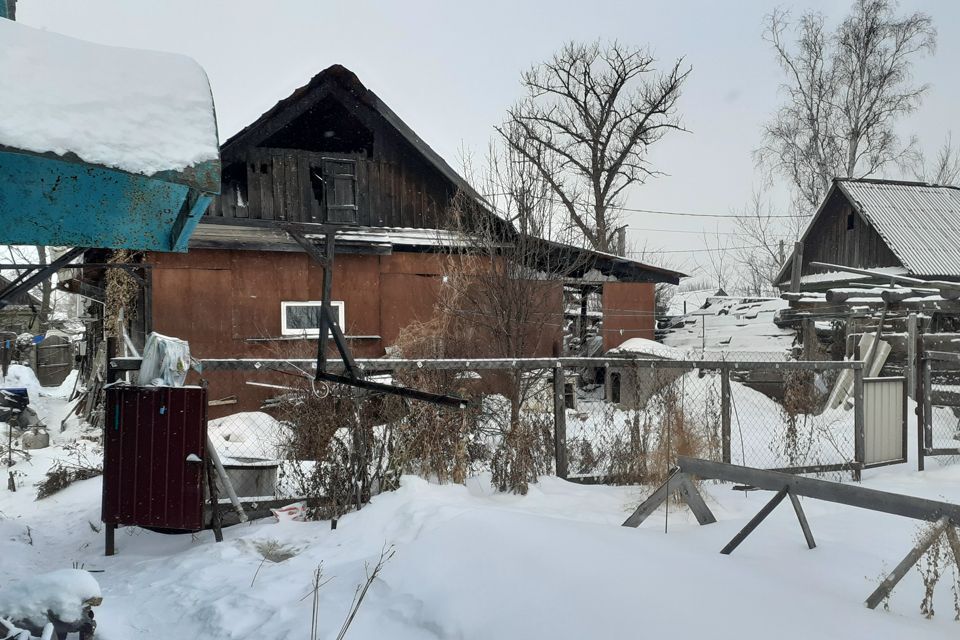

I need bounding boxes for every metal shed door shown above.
[863,377,907,467]
[102,386,208,530]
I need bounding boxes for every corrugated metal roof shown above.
[837,179,960,277]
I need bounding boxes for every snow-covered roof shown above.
[302,227,479,249]
[0,20,218,177]
[799,266,909,285]
[607,338,685,360]
[661,297,793,359]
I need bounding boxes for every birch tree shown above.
[759,0,936,210]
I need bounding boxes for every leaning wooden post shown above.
[720,366,731,464]
[206,456,224,543]
[720,487,789,555]
[206,435,247,524]
[866,516,951,609]
[553,364,568,479]
[790,241,804,293]
[853,366,865,481]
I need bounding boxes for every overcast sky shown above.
[16,0,960,283]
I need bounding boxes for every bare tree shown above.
[733,189,805,295]
[912,132,960,185]
[700,227,735,293]
[500,40,690,253]
[396,143,594,493]
[759,0,936,210]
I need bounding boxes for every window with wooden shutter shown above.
[322,158,358,224]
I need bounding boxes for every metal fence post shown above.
[553,365,568,479]
[906,313,918,400]
[853,366,865,481]
[720,365,731,463]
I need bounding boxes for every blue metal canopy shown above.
[0,16,221,252]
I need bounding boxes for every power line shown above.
[627,243,773,255]
[628,226,797,238]
[480,191,808,219]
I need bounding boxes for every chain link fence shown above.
[563,359,859,482]
[185,356,865,517]
[921,354,960,463]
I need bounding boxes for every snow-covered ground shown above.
[2,375,960,639]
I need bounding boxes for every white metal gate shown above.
[862,377,907,467]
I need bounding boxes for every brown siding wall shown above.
[148,250,650,414]
[601,282,655,352]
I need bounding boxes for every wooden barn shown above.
[63,64,682,413]
[777,178,960,291]
[775,178,960,382]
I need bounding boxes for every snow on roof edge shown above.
[0,20,219,178]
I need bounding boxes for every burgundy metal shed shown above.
[102,386,208,547]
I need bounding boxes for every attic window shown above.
[307,161,359,224]
[847,212,855,230]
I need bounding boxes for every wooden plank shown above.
[678,475,717,525]
[679,457,960,524]
[720,488,788,555]
[259,156,275,220]
[788,491,816,549]
[284,152,299,222]
[622,471,682,527]
[285,229,329,267]
[325,305,360,379]
[926,351,960,364]
[790,241,803,293]
[369,160,383,226]
[945,526,960,568]
[298,154,313,223]
[866,516,950,609]
[272,154,285,220]
[356,157,369,226]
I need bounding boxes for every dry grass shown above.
[104,249,142,338]
[35,443,102,500]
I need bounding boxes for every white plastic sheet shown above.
[138,332,190,387]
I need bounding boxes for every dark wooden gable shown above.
[777,184,904,287]
[207,65,483,231]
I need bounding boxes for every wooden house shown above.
[64,65,682,413]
